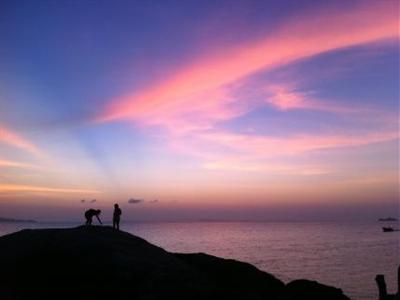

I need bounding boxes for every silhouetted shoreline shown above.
[0,225,351,300]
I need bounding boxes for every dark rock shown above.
[0,226,351,300]
[175,252,284,299]
[284,279,351,300]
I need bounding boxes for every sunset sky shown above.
[0,0,398,221]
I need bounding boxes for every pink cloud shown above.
[265,85,310,110]
[203,160,332,175]
[263,84,373,114]
[0,184,101,194]
[97,1,398,126]
[164,130,398,168]
[0,159,40,169]
[198,131,399,157]
[0,125,43,157]
[94,1,398,174]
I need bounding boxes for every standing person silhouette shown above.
[113,203,122,230]
[85,209,102,225]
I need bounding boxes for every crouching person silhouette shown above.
[113,203,122,230]
[85,209,102,225]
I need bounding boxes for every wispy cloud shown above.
[0,159,41,169]
[196,131,398,158]
[0,125,44,157]
[128,198,144,204]
[97,1,397,126]
[0,184,101,194]
[95,1,398,175]
[203,160,332,175]
[80,199,97,203]
[264,84,364,114]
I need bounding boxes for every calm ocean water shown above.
[0,221,398,300]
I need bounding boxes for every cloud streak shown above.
[196,131,399,158]
[0,125,43,157]
[0,184,101,194]
[128,198,144,204]
[0,159,41,169]
[203,160,332,175]
[97,1,397,126]
[94,1,398,175]
[264,85,364,114]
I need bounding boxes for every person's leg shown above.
[113,219,116,229]
[117,219,120,230]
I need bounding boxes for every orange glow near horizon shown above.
[0,125,43,157]
[0,184,101,195]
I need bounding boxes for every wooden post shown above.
[398,265,399,297]
[376,274,387,300]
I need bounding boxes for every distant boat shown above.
[382,227,394,232]
[382,227,400,232]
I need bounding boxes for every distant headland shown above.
[0,217,37,223]
[378,217,398,222]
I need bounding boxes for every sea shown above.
[0,221,398,300]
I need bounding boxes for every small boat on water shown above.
[382,227,400,232]
[383,227,394,232]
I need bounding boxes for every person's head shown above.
[114,203,119,208]
[96,209,101,215]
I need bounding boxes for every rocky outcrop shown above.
[0,226,350,300]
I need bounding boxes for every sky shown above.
[0,0,398,221]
